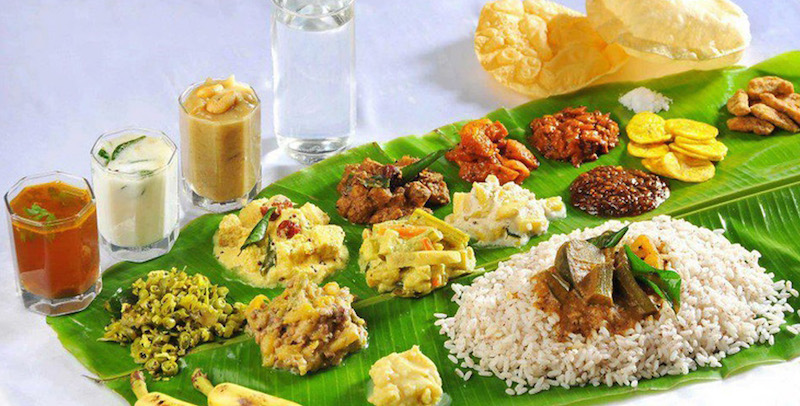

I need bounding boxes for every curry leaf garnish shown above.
[260,236,277,276]
[102,287,137,318]
[25,203,56,222]
[110,135,146,162]
[98,148,110,163]
[588,226,629,248]
[624,245,682,312]
[241,207,275,251]
[361,175,390,189]
[400,148,449,183]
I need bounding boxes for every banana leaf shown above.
[48,51,800,405]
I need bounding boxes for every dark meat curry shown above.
[337,156,450,224]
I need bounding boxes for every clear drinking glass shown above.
[90,128,180,262]
[272,0,356,164]
[5,172,101,316]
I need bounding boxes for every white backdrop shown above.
[1,1,799,405]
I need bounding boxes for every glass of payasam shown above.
[90,128,180,262]
[179,76,261,212]
[5,172,101,316]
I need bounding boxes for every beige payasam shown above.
[180,76,261,203]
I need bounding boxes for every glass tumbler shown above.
[179,80,262,212]
[272,0,356,164]
[5,172,101,316]
[90,128,180,262]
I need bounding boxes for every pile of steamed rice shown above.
[435,216,798,395]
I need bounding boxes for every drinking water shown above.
[272,0,356,164]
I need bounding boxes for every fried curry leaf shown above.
[400,148,449,182]
[110,135,146,162]
[359,148,449,190]
[361,175,391,189]
[241,207,275,251]
[260,236,277,277]
[624,245,682,312]
[588,226,629,248]
[102,287,137,318]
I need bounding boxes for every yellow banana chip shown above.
[668,143,707,160]
[669,143,719,162]
[672,152,716,182]
[627,141,669,158]
[673,135,714,145]
[670,140,728,161]
[475,0,628,99]
[626,112,671,144]
[643,152,715,183]
[664,118,718,140]
[641,154,675,178]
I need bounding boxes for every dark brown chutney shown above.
[570,166,670,217]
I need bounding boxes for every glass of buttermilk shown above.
[90,128,180,262]
[179,76,261,212]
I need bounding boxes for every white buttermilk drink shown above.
[90,129,179,262]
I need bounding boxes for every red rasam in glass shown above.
[5,172,101,315]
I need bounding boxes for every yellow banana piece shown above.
[191,369,301,406]
[130,371,197,406]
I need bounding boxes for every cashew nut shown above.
[196,84,224,98]
[205,90,236,114]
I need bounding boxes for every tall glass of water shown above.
[272,0,356,164]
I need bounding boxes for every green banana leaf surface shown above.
[48,51,800,405]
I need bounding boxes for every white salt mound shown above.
[619,87,672,113]
[435,216,796,395]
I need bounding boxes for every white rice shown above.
[619,87,672,113]
[437,216,796,395]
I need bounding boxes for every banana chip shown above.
[641,153,677,178]
[627,141,669,158]
[475,0,628,99]
[642,152,715,183]
[668,143,707,161]
[673,135,714,146]
[672,152,716,183]
[670,140,728,161]
[630,113,723,182]
[664,118,719,140]
[626,112,671,144]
